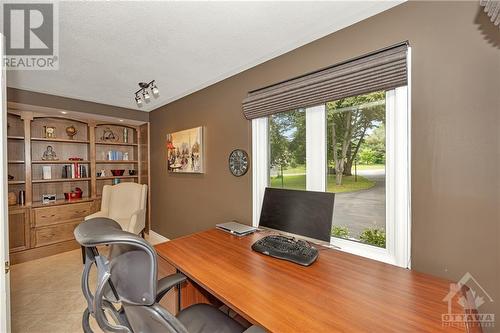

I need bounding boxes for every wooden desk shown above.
[156,229,476,333]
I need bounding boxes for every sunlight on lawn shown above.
[270,174,375,193]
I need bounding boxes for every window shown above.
[327,91,386,247]
[252,87,410,268]
[269,109,306,190]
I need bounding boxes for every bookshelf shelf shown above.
[7,135,25,140]
[31,197,94,208]
[8,160,25,164]
[32,160,91,164]
[31,137,90,144]
[32,178,91,184]
[96,141,138,147]
[8,180,25,185]
[96,160,138,164]
[96,175,138,180]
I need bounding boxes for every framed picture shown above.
[166,127,204,173]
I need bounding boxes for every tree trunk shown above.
[344,125,368,176]
[332,117,340,185]
[334,112,353,185]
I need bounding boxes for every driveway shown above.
[333,169,385,239]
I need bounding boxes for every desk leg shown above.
[176,268,182,314]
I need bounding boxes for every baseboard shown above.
[148,230,170,245]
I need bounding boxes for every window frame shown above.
[251,85,411,268]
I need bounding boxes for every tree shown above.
[327,91,385,184]
[269,113,292,186]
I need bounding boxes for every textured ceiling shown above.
[5,1,403,112]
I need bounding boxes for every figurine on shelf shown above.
[66,125,78,140]
[101,127,118,142]
[42,145,58,161]
[99,169,106,177]
[43,126,56,138]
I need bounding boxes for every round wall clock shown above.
[229,149,249,177]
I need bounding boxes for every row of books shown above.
[62,163,88,179]
[106,150,129,161]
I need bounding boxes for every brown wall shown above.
[8,88,148,122]
[150,1,499,319]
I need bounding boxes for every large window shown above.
[252,87,410,268]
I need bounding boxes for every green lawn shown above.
[354,164,385,170]
[270,174,375,193]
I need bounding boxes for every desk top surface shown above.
[155,229,469,333]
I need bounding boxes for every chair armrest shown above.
[156,273,187,303]
[127,208,146,234]
[84,211,108,221]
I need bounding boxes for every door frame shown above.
[0,33,11,333]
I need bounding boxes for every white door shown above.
[0,33,11,333]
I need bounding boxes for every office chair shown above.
[75,218,263,333]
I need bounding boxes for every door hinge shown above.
[4,261,10,274]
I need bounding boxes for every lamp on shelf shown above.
[134,80,159,107]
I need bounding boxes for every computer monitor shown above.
[258,188,335,242]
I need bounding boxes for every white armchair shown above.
[85,182,148,235]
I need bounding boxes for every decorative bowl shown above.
[128,170,137,176]
[64,191,82,200]
[111,169,125,176]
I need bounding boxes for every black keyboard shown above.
[251,235,319,266]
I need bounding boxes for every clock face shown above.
[229,149,249,177]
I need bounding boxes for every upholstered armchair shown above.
[85,182,148,235]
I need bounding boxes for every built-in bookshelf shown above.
[94,124,139,197]
[6,109,149,264]
[7,114,26,206]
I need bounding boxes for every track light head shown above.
[143,90,151,103]
[135,94,143,107]
[151,84,160,98]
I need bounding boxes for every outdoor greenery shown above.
[359,228,386,248]
[331,226,349,238]
[331,225,387,248]
[270,173,375,193]
[269,91,386,187]
[327,91,386,185]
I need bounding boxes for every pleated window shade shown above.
[242,42,408,120]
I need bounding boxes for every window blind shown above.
[242,42,408,120]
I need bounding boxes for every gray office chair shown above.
[75,218,263,333]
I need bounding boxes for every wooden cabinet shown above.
[7,106,149,264]
[33,202,92,227]
[33,220,82,247]
[8,206,30,253]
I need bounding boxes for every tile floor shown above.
[10,235,161,333]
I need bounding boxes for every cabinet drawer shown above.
[33,220,81,247]
[33,202,92,227]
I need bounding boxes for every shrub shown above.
[331,225,349,238]
[359,228,386,247]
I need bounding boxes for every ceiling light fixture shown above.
[134,80,159,107]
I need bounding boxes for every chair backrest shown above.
[101,183,147,219]
[75,218,188,333]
